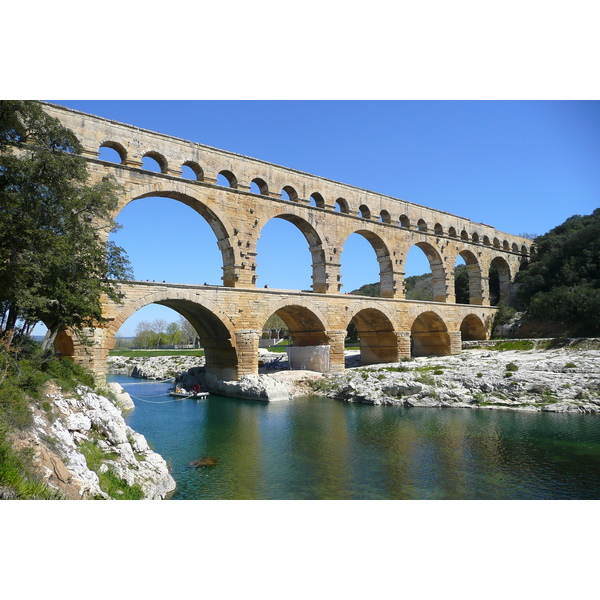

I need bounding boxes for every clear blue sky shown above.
[40,100,600,336]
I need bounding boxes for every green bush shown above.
[44,358,95,391]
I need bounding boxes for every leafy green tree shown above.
[513,209,600,334]
[0,101,132,351]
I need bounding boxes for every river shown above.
[110,374,600,500]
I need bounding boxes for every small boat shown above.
[168,389,209,399]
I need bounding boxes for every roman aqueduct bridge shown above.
[43,103,535,382]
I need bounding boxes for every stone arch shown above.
[258,212,327,293]
[358,204,371,219]
[461,229,469,241]
[348,307,398,366]
[380,210,391,224]
[109,289,239,380]
[182,160,204,180]
[493,237,501,249]
[142,151,168,173]
[99,140,127,163]
[502,240,510,251]
[281,185,299,202]
[310,192,325,208]
[259,300,329,347]
[217,169,238,189]
[119,184,237,286]
[399,214,410,228]
[512,242,519,253]
[448,226,457,237]
[454,248,484,305]
[335,197,350,213]
[341,228,395,298]
[434,223,444,235]
[408,241,447,302]
[410,311,451,356]
[472,232,480,243]
[251,177,269,195]
[489,255,511,305]
[460,314,487,341]
[417,219,428,232]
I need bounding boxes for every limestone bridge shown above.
[43,103,535,382]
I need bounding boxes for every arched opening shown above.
[483,236,491,246]
[379,210,391,224]
[434,223,444,235]
[99,142,126,164]
[251,178,269,195]
[472,232,480,243]
[411,311,451,357]
[309,192,325,208]
[461,230,469,241]
[455,250,482,305]
[460,314,487,341]
[448,226,457,237]
[493,237,501,249]
[358,205,371,219]
[417,219,428,232]
[112,298,238,380]
[109,194,229,286]
[142,153,166,173]
[281,185,298,202]
[349,308,397,366]
[113,305,201,351]
[341,231,393,297]
[181,161,203,181]
[335,198,349,213]
[269,305,328,347]
[489,257,511,306]
[256,216,321,292]
[404,242,447,302]
[263,305,328,372]
[217,170,237,188]
[503,240,510,251]
[399,214,410,228]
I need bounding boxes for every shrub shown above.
[505,362,519,372]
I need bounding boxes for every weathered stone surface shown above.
[28,382,176,499]
[314,347,600,413]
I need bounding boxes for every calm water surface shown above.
[111,375,600,500]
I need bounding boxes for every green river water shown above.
[110,375,600,500]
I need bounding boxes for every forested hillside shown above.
[512,209,600,335]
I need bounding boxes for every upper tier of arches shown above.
[42,102,534,259]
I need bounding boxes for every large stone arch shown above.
[489,255,512,305]
[410,310,451,356]
[257,212,328,293]
[347,306,399,365]
[109,288,239,380]
[452,247,485,305]
[407,240,448,302]
[117,184,238,286]
[258,298,330,347]
[459,314,487,341]
[340,228,396,298]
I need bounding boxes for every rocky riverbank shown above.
[108,342,600,413]
[11,381,176,499]
[313,346,600,413]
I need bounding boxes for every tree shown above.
[0,101,132,351]
[512,209,600,334]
